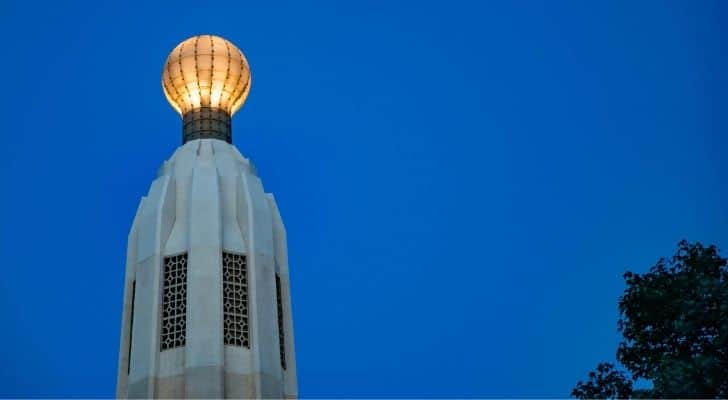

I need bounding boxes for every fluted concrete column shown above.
[186,141,224,398]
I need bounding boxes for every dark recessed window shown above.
[161,253,187,351]
[276,274,286,370]
[223,252,249,347]
[128,280,136,375]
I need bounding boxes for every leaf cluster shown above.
[572,240,728,398]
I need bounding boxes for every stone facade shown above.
[116,139,297,398]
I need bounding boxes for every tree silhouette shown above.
[572,240,728,398]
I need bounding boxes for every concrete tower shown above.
[116,35,297,399]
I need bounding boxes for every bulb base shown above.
[182,107,232,143]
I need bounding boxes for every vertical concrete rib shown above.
[185,140,224,398]
[214,140,246,253]
[128,175,174,398]
[240,171,262,397]
[246,173,282,398]
[116,200,144,398]
[164,143,197,255]
[268,195,299,398]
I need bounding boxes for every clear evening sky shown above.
[0,0,726,397]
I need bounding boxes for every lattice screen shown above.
[161,254,187,351]
[223,252,249,347]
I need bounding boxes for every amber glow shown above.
[162,35,251,116]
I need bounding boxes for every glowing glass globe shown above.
[162,35,251,116]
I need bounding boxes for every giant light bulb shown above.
[162,35,252,143]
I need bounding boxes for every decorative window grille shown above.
[161,253,187,351]
[276,274,286,370]
[128,280,135,375]
[223,252,249,347]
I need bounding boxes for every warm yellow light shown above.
[162,35,251,116]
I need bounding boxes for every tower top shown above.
[162,35,252,143]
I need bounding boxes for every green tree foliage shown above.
[571,363,633,399]
[572,240,728,398]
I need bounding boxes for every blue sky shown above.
[1,0,727,397]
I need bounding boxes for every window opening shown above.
[161,254,187,351]
[223,252,249,347]
[276,274,286,370]
[128,280,136,374]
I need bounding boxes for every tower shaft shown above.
[116,139,297,398]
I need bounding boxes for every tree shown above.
[571,363,633,399]
[572,240,728,399]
